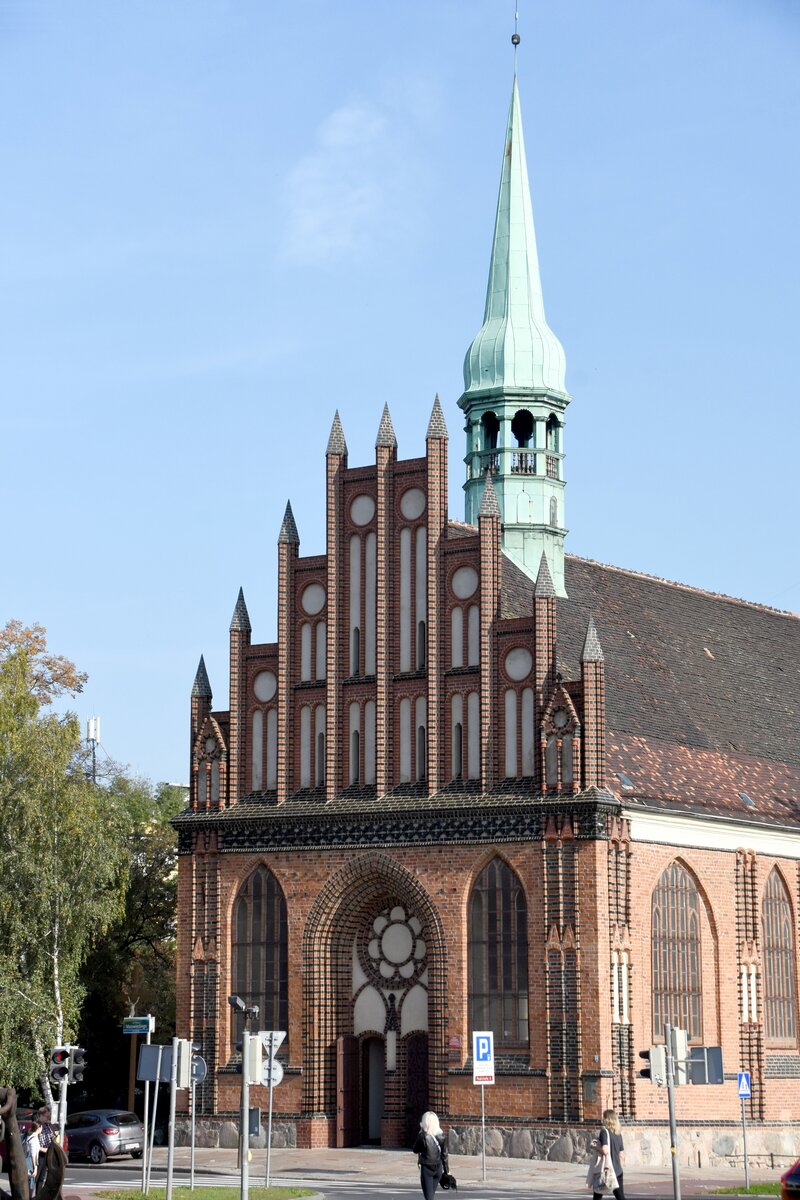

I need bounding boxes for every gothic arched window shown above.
[762,869,797,1043]
[652,862,702,1040]
[468,859,529,1047]
[232,867,288,1046]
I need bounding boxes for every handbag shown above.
[440,1172,457,1190]
[595,1163,618,1194]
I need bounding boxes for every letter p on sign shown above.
[472,1030,495,1085]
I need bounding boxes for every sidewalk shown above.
[65,1145,783,1198]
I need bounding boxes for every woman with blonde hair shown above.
[590,1109,625,1200]
[412,1111,450,1200]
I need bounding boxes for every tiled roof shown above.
[502,552,800,771]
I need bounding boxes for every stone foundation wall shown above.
[447,1122,800,1170]
[176,1117,800,1170]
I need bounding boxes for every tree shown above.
[0,630,128,1094]
[78,777,183,1105]
[0,620,87,703]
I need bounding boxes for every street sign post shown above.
[259,1031,286,1187]
[739,1072,752,1190]
[472,1031,494,1182]
[124,1016,155,1035]
[190,1055,207,1192]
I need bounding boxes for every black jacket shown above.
[413,1131,448,1173]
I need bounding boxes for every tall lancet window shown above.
[232,867,288,1048]
[468,858,529,1047]
[762,869,797,1043]
[652,863,702,1040]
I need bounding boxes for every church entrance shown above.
[404,1031,429,1145]
[361,1036,385,1142]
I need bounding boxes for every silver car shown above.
[65,1110,144,1164]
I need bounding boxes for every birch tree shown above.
[0,628,128,1092]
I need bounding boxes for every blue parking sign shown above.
[472,1031,495,1085]
[738,1071,751,1098]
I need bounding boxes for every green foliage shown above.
[78,776,184,1098]
[0,644,129,1089]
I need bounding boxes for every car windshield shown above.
[116,1114,139,1126]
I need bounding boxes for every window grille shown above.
[652,863,702,1040]
[762,869,797,1043]
[468,859,529,1047]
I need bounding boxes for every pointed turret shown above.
[376,403,397,448]
[479,472,501,517]
[463,77,566,397]
[581,616,604,663]
[459,72,570,596]
[534,551,556,598]
[426,394,448,440]
[279,500,300,545]
[327,410,347,456]
[192,654,212,699]
[230,587,251,634]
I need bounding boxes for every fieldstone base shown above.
[447,1122,800,1170]
[175,1117,800,1170]
[175,1118,296,1150]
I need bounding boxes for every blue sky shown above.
[2,1,798,786]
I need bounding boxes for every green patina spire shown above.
[459,67,570,598]
[463,75,566,396]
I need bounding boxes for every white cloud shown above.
[281,77,441,267]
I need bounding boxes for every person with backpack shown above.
[412,1111,451,1200]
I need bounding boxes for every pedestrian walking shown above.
[24,1118,43,1197]
[413,1111,450,1200]
[587,1109,625,1200]
[35,1107,55,1193]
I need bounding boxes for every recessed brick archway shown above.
[301,852,448,1141]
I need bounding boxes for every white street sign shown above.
[259,1030,286,1059]
[472,1030,495,1086]
[261,1058,284,1088]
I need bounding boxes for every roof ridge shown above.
[566,553,798,621]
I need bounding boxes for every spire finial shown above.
[512,5,520,66]
[192,654,212,700]
[279,500,300,545]
[230,586,252,634]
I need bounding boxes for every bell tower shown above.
[459,72,570,596]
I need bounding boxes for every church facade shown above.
[174,73,800,1163]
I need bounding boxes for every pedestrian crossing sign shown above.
[738,1071,751,1098]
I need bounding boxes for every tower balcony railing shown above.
[511,450,536,475]
[467,448,563,481]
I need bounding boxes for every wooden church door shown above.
[404,1031,429,1146]
[336,1034,359,1147]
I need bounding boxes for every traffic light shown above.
[638,1044,667,1085]
[234,1038,262,1084]
[49,1047,70,1086]
[669,1027,689,1086]
[69,1046,87,1083]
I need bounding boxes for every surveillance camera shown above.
[228,994,246,1012]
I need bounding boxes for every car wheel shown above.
[131,1150,143,1159]
[89,1142,107,1165]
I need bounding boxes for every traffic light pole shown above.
[664,1022,682,1200]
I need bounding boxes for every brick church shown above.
[174,68,800,1163]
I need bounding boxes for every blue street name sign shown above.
[738,1071,751,1098]
[123,1016,155,1035]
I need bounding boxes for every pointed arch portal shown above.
[302,853,447,1147]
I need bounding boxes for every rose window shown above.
[363,905,426,986]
